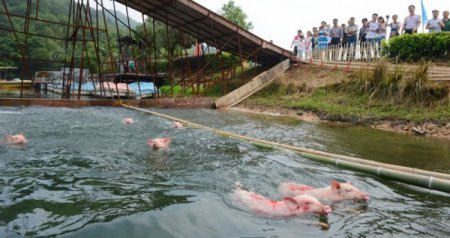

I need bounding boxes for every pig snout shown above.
[122,117,134,124]
[147,137,171,149]
[173,121,183,128]
[361,193,369,201]
[322,205,332,215]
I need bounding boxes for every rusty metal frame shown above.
[0,0,290,99]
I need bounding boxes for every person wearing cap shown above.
[402,5,421,34]
[441,10,450,32]
[426,10,444,33]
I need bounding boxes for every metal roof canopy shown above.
[114,0,293,67]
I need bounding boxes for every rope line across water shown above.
[123,105,450,193]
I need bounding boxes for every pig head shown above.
[122,117,135,124]
[147,137,171,149]
[2,133,28,145]
[173,121,183,129]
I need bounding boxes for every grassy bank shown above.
[242,65,450,125]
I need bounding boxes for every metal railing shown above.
[299,42,384,63]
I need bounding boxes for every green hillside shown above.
[0,0,138,74]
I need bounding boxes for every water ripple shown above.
[0,107,449,237]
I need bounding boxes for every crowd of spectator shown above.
[291,5,450,59]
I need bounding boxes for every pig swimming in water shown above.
[230,187,331,217]
[147,137,171,149]
[173,121,183,129]
[1,133,28,146]
[278,180,369,202]
[122,117,135,125]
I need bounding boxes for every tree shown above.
[219,0,253,31]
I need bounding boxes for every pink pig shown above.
[173,121,183,129]
[278,180,369,202]
[147,137,171,149]
[2,133,28,145]
[122,117,135,125]
[230,187,331,217]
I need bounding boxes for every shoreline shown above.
[228,106,450,140]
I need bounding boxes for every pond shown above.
[0,107,449,237]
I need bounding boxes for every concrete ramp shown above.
[215,59,291,108]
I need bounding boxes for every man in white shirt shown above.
[402,5,421,34]
[366,13,380,43]
[426,10,444,33]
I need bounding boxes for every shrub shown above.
[344,61,448,105]
[382,33,450,61]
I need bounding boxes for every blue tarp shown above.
[128,82,157,96]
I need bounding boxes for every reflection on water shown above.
[0,88,38,98]
[0,107,449,237]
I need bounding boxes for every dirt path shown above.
[278,64,348,91]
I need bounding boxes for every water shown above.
[0,107,449,237]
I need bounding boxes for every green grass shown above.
[246,87,450,124]
[244,61,450,125]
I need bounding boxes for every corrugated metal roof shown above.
[114,0,293,67]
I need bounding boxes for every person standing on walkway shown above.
[402,5,421,34]
[442,11,450,31]
[359,18,368,44]
[377,16,387,42]
[341,23,348,45]
[426,10,444,33]
[318,22,329,49]
[346,17,358,46]
[291,30,303,57]
[312,27,318,49]
[297,35,306,59]
[366,13,380,44]
[305,31,313,60]
[389,14,401,37]
[330,19,343,45]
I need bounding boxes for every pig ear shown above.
[346,180,352,185]
[331,180,341,192]
[164,137,171,143]
[283,197,299,211]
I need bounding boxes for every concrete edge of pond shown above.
[0,98,215,108]
[123,105,450,194]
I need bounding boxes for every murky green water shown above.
[1,107,449,237]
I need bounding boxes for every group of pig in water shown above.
[232,180,369,218]
[0,116,176,149]
[2,116,369,219]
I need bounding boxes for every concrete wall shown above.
[0,98,214,109]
